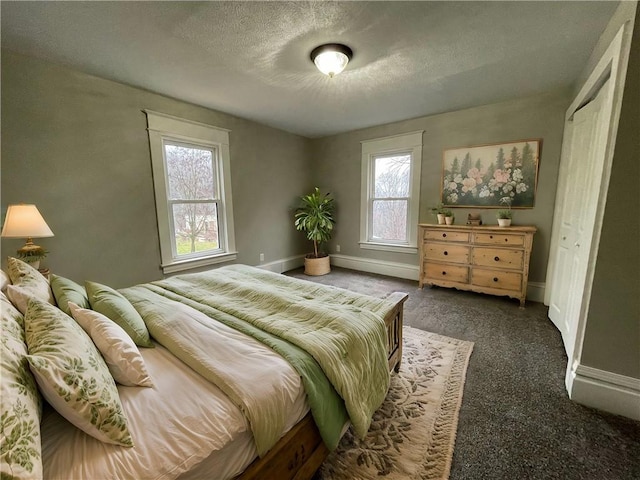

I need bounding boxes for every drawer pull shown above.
[504,238,509,242]
[493,277,499,282]
[443,251,448,256]
[489,235,493,239]
[442,233,447,238]
[494,256,500,261]
[442,271,446,276]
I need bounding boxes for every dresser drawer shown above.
[473,247,524,269]
[424,262,469,284]
[423,229,470,243]
[471,268,522,291]
[423,244,470,264]
[473,232,524,247]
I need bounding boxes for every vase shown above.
[25,259,40,269]
[437,214,446,225]
[498,218,512,227]
[445,216,454,225]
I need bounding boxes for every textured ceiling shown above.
[1,1,618,138]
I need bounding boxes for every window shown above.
[145,111,236,273]
[360,131,423,253]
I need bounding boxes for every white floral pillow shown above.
[0,269,11,292]
[24,299,134,447]
[1,293,43,480]
[5,257,54,314]
[69,302,154,387]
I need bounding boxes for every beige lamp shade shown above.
[1,204,54,238]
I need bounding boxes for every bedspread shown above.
[122,265,396,454]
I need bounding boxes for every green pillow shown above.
[50,274,90,316]
[24,299,133,447]
[85,281,152,347]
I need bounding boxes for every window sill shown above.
[161,252,238,274]
[359,242,418,254]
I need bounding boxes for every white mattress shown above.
[41,342,309,480]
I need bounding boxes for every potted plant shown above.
[294,187,335,276]
[18,247,48,270]
[430,203,446,225]
[443,209,455,225]
[497,197,513,227]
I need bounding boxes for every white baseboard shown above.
[259,253,545,302]
[330,254,420,281]
[256,255,304,274]
[569,364,640,420]
[526,281,545,303]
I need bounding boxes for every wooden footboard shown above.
[384,292,408,373]
[236,291,408,480]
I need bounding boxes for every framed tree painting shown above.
[441,139,541,208]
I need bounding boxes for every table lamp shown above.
[1,204,54,266]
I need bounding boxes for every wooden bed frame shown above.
[238,291,408,480]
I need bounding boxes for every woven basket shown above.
[304,255,331,276]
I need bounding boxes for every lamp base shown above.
[16,238,48,268]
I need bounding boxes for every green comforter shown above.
[122,264,397,455]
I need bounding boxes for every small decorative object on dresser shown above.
[467,213,482,226]
[496,197,513,227]
[443,209,455,225]
[430,203,446,225]
[418,223,536,307]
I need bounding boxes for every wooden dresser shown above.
[418,224,536,307]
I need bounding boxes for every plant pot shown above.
[437,214,446,225]
[498,218,512,227]
[445,216,454,225]
[304,254,330,276]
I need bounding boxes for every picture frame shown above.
[440,139,541,208]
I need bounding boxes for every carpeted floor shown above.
[285,267,640,480]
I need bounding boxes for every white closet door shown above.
[547,78,612,364]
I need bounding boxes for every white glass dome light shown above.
[310,44,353,78]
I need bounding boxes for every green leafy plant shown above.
[430,203,446,215]
[497,197,513,219]
[294,187,335,259]
[443,209,454,218]
[18,247,48,262]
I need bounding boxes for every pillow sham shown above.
[1,294,43,480]
[5,257,55,312]
[0,269,11,292]
[24,299,133,447]
[50,274,90,316]
[68,302,153,387]
[85,281,152,348]
[6,284,55,316]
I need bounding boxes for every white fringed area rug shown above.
[317,326,474,480]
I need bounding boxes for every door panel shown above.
[547,78,612,360]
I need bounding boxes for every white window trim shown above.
[360,131,423,254]
[145,110,237,274]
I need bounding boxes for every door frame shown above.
[545,22,633,395]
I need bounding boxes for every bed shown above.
[1,261,407,480]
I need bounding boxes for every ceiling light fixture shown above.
[310,43,353,78]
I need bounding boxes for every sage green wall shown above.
[1,50,311,288]
[310,90,569,284]
[580,4,639,379]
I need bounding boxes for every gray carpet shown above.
[285,267,640,480]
